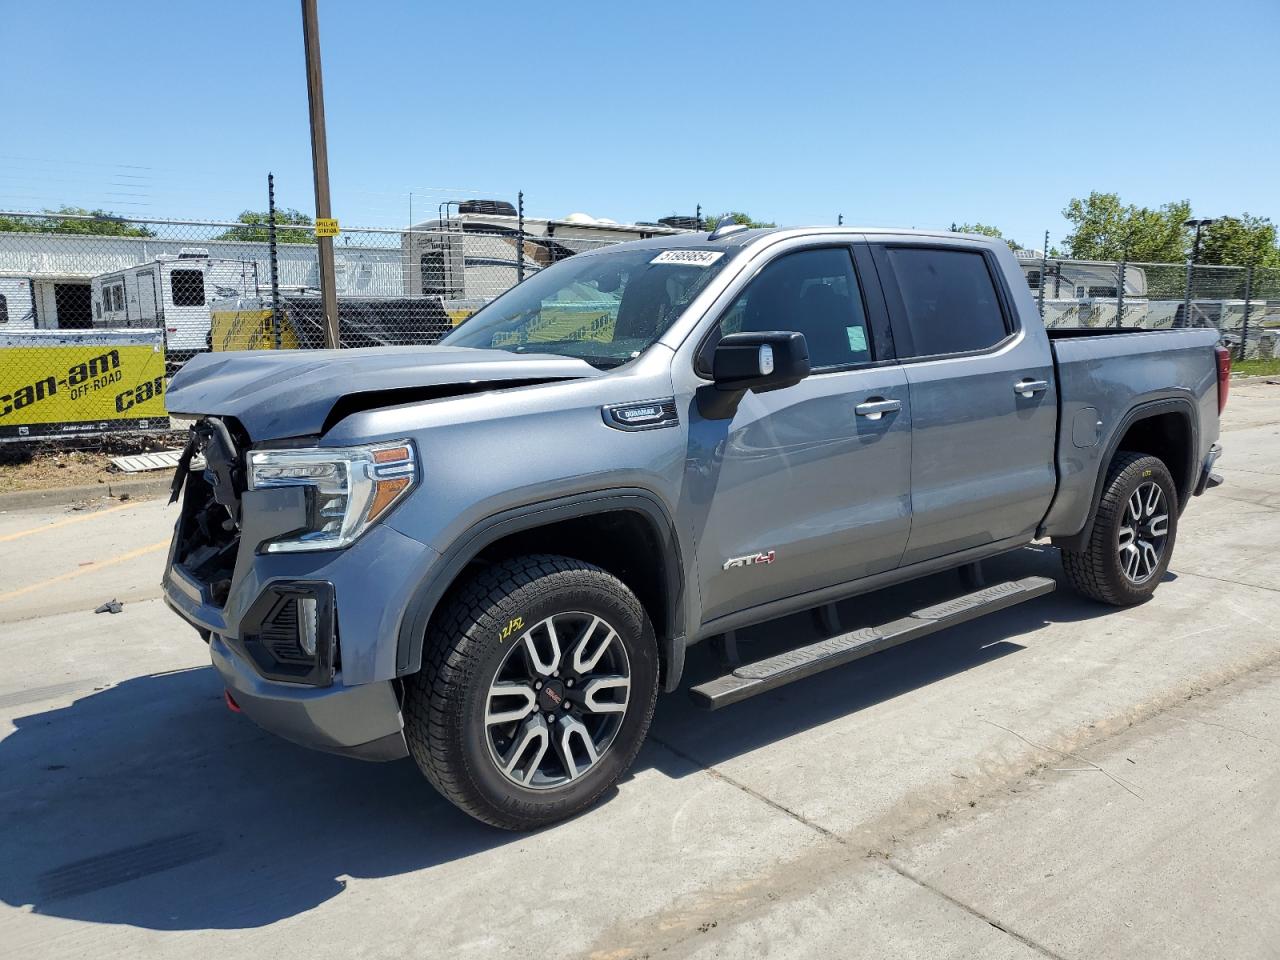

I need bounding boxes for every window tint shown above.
[0,293,7,324]
[170,269,205,307]
[718,247,871,369]
[887,248,1008,357]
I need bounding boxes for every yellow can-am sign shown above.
[0,330,168,440]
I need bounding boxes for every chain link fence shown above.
[1027,256,1280,359]
[2,208,1276,440]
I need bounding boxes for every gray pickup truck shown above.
[163,225,1229,829]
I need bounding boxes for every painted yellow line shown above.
[0,501,146,544]
[0,540,169,604]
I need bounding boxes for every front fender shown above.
[391,488,690,687]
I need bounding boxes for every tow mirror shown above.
[699,331,811,419]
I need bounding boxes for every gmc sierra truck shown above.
[163,225,1229,830]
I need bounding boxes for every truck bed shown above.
[1040,326,1221,540]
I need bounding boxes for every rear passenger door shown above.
[870,241,1057,565]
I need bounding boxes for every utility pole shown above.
[301,0,339,348]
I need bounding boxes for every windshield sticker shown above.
[650,250,725,267]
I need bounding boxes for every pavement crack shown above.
[648,734,840,841]
[1171,569,1280,594]
[980,719,1143,800]
[884,859,1072,960]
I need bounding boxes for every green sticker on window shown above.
[847,326,867,353]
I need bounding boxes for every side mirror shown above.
[712,331,810,393]
[698,331,811,419]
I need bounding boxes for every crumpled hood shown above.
[165,345,602,440]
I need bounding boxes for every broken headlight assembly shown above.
[247,440,417,553]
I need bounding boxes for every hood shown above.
[165,346,603,440]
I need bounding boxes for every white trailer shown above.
[402,202,689,301]
[91,251,260,366]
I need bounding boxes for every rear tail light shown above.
[1214,344,1231,415]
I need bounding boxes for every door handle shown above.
[1014,378,1049,398]
[854,398,902,420]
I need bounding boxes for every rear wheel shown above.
[1061,452,1179,606]
[404,555,659,830]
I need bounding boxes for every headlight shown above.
[248,440,417,553]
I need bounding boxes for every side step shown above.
[689,576,1055,710]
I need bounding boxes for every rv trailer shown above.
[91,250,260,368]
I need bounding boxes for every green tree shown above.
[1061,193,1190,262]
[702,211,776,231]
[1196,215,1280,269]
[216,208,315,243]
[0,205,154,236]
[950,222,1022,250]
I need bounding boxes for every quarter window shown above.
[717,247,872,369]
[887,248,1009,357]
[170,269,206,307]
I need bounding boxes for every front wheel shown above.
[404,555,659,830]
[1061,452,1179,606]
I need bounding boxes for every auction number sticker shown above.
[650,250,725,267]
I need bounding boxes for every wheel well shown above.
[447,509,676,644]
[1114,411,1194,506]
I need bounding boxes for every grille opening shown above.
[172,469,239,602]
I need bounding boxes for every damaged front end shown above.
[169,417,248,609]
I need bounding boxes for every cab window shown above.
[716,247,872,369]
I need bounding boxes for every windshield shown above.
[440,246,733,367]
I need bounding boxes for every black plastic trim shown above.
[232,580,337,687]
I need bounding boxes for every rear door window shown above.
[885,247,1009,357]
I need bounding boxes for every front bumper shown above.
[211,634,407,761]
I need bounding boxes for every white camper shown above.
[402,201,690,302]
[91,250,260,366]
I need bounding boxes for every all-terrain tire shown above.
[1061,452,1179,606]
[404,554,659,830]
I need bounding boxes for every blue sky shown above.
[4,0,1277,249]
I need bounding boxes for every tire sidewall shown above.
[457,569,658,821]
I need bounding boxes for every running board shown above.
[689,576,1056,710]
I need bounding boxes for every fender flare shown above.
[394,488,689,690]
[1052,397,1198,553]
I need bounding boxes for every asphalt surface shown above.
[0,381,1277,959]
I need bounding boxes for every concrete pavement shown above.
[0,382,1276,959]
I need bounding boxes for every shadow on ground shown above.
[0,545,1114,932]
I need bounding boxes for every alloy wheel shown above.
[484,612,631,790]
[1117,480,1169,585]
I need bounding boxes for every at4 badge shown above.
[723,550,776,571]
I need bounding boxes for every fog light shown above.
[297,596,319,656]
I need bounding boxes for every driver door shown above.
[687,244,913,626]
